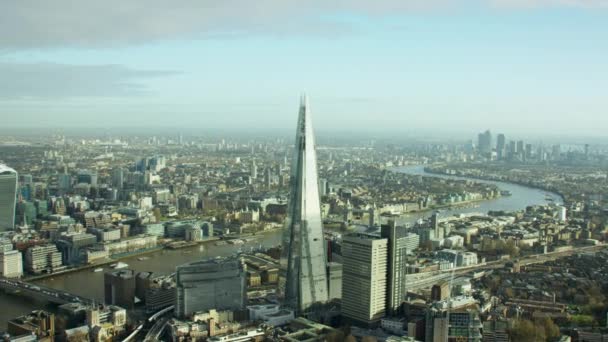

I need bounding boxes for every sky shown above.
[1,1,607,137]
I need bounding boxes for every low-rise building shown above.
[24,244,64,274]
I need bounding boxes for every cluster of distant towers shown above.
[474,129,591,162]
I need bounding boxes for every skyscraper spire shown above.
[282,95,329,314]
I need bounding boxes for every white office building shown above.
[0,250,23,278]
[341,234,388,327]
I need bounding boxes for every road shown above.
[0,277,93,305]
[405,244,606,291]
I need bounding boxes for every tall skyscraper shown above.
[250,159,257,180]
[111,167,124,189]
[381,222,409,315]
[282,95,329,315]
[496,134,506,160]
[0,165,18,231]
[341,233,388,327]
[477,130,492,155]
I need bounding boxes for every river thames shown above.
[0,165,563,325]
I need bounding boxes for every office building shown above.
[15,201,37,226]
[111,167,124,189]
[496,133,506,159]
[517,140,525,159]
[0,164,18,230]
[185,225,203,241]
[0,239,13,253]
[282,95,329,314]
[425,297,482,342]
[34,200,48,217]
[327,262,342,301]
[58,173,71,191]
[175,256,246,318]
[76,170,97,186]
[250,159,257,179]
[85,304,127,328]
[341,234,388,327]
[104,269,136,309]
[141,223,165,237]
[25,245,63,274]
[381,222,409,314]
[477,130,492,155]
[0,250,23,278]
[56,233,97,264]
[144,275,176,313]
[446,311,483,341]
[431,282,450,301]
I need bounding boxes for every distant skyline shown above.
[1,1,607,136]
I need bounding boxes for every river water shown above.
[0,233,283,326]
[390,165,563,225]
[0,165,562,326]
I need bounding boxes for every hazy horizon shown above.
[1,1,607,135]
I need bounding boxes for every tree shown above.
[508,319,540,342]
[535,317,560,340]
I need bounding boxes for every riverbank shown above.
[386,165,564,227]
[24,237,224,282]
[23,229,285,282]
[422,166,566,205]
[0,228,284,325]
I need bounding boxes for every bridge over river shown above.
[0,277,93,305]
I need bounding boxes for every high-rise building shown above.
[477,130,492,155]
[104,269,136,309]
[264,168,272,188]
[250,159,257,180]
[15,201,37,226]
[111,167,124,189]
[0,164,18,231]
[496,134,506,160]
[175,256,246,319]
[525,143,533,160]
[327,262,342,301]
[508,141,516,159]
[516,140,525,160]
[381,222,409,315]
[341,233,388,327]
[58,173,71,191]
[281,95,329,315]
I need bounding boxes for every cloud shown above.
[0,0,520,49]
[0,62,177,99]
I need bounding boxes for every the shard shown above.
[282,95,329,314]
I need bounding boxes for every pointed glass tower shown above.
[282,95,329,314]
